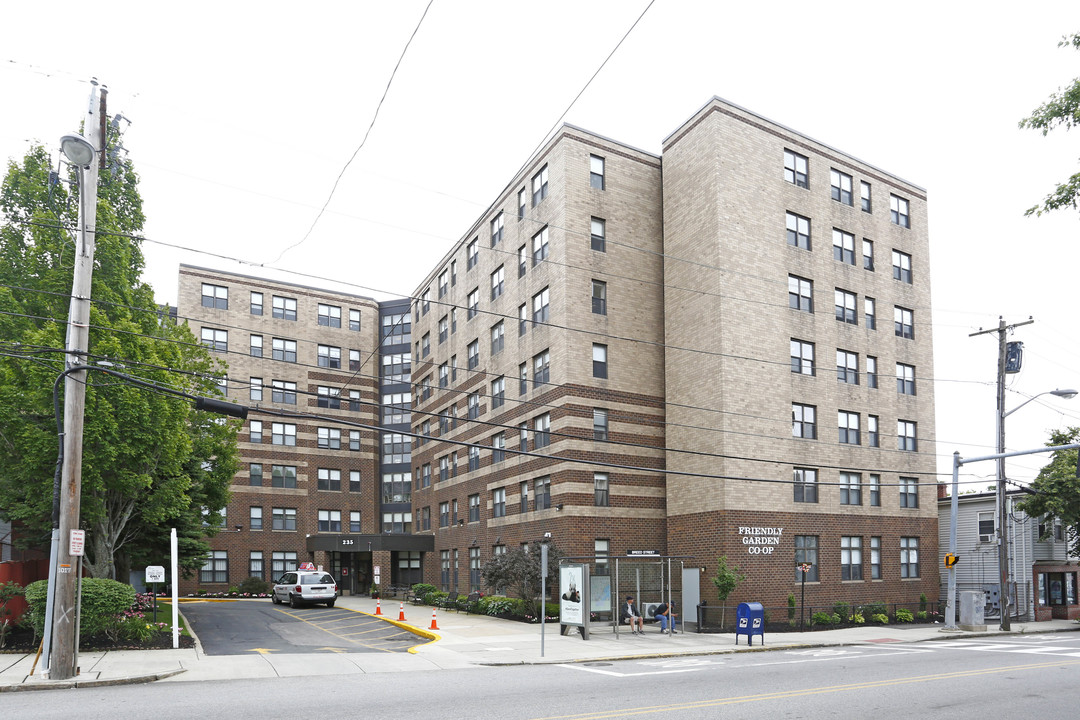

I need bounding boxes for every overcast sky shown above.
[2,1,1078,488]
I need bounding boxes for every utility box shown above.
[959,591,987,632]
[735,602,765,645]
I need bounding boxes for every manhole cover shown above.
[584,662,612,667]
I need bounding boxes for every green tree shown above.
[1019,33,1080,216]
[711,555,746,629]
[0,142,239,579]
[1016,427,1080,557]
[480,543,564,611]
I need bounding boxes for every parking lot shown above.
[179,599,421,655]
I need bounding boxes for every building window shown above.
[860,181,872,212]
[841,537,863,580]
[832,228,855,265]
[439,502,450,528]
[870,537,881,579]
[317,468,341,492]
[533,349,550,387]
[590,154,605,189]
[271,422,296,446]
[864,298,876,329]
[437,362,449,389]
[838,411,860,445]
[491,376,505,409]
[784,150,809,188]
[789,275,813,312]
[250,377,263,402]
[836,349,859,385]
[491,212,504,247]
[381,433,410,464]
[467,392,480,420]
[249,551,264,579]
[595,539,610,576]
[349,470,362,493]
[249,463,263,486]
[419,333,430,358]
[519,422,528,451]
[201,327,227,353]
[592,343,608,379]
[468,445,480,471]
[594,473,609,507]
[593,408,608,441]
[830,169,853,205]
[894,306,914,338]
[249,420,263,443]
[317,510,341,532]
[318,345,341,368]
[897,363,916,395]
[317,427,341,449]
[349,309,361,331]
[535,476,551,510]
[466,238,478,270]
[350,430,360,450]
[469,493,481,522]
[520,481,529,513]
[350,511,362,533]
[862,239,874,270]
[350,349,362,371]
[490,265,505,300]
[250,292,263,316]
[786,212,810,250]
[978,511,996,541]
[466,288,478,320]
[591,280,607,315]
[491,322,504,355]
[493,488,506,518]
[892,250,913,283]
[272,338,297,363]
[900,537,919,577]
[318,304,341,328]
[794,536,818,581]
[438,269,449,298]
[518,188,527,220]
[272,507,297,531]
[272,551,298,577]
[835,289,857,325]
[519,363,528,395]
[868,474,881,506]
[890,195,910,228]
[384,392,410,424]
[423,290,433,316]
[492,432,505,463]
[250,334,263,357]
[866,356,878,389]
[792,403,816,439]
[531,164,548,206]
[200,550,228,584]
[317,386,341,409]
[868,415,879,447]
[532,227,549,265]
[840,472,862,505]
[201,283,228,309]
[469,548,481,593]
[467,339,479,370]
[382,512,412,534]
[532,287,550,325]
[790,339,814,376]
[534,413,551,448]
[272,295,297,321]
[591,217,606,252]
[900,477,919,508]
[271,380,296,404]
[271,465,297,489]
[898,420,917,451]
[794,467,817,503]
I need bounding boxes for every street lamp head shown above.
[1051,389,1078,400]
[60,134,95,167]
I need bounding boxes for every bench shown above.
[463,592,483,614]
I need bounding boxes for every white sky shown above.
[2,1,1078,489]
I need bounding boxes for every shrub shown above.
[787,594,796,622]
[919,593,927,612]
[411,583,437,600]
[860,601,887,618]
[0,581,24,648]
[811,611,834,626]
[852,612,865,624]
[239,577,270,595]
[895,608,914,623]
[24,578,136,640]
[871,613,889,624]
[916,610,928,622]
[833,602,850,622]
[477,595,514,616]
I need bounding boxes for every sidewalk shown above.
[2,594,1076,691]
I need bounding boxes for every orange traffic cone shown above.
[374,599,382,616]
[397,602,406,621]
[429,607,439,630]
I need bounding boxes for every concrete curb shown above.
[0,667,188,693]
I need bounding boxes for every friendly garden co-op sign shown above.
[738,526,783,555]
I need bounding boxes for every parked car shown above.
[272,570,338,608]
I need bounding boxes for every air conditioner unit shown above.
[979,534,994,543]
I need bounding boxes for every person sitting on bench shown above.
[654,601,678,634]
[620,595,645,635]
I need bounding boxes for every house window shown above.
[491,321,504,355]
[836,349,859,385]
[784,150,809,188]
[317,386,341,410]
[898,420,917,452]
[838,411,860,445]
[201,283,228,309]
[250,292,263,316]
[868,415,879,447]
[900,537,919,577]
[591,217,606,252]
[272,295,297,321]
[830,169,853,205]
[532,287,550,324]
[841,537,863,580]
[592,280,607,315]
[349,309,361,331]
[272,338,297,362]
[518,188,527,219]
[534,476,551,510]
[467,288,479,320]
[249,420,263,443]
[200,551,228,584]
[870,537,881,579]
[892,250,913,283]
[866,356,878,389]
[900,477,919,508]
[592,343,608,379]
[467,392,480,420]
[532,227,549,265]
[271,422,296,446]
[978,511,996,542]
[794,536,818,581]
[518,245,527,278]
[897,363,916,395]
[272,507,297,530]
[860,181,872,212]
[890,195,910,228]
[835,289,857,325]
[438,269,449,298]
[792,403,816,439]
[250,377,263,402]
[590,154,605,189]
[593,408,608,441]
[249,463,263,486]
[250,334,263,357]
[840,472,862,505]
[317,427,341,449]
[788,275,813,312]
[351,511,362,533]
[271,466,297,489]
[786,212,810,250]
[493,488,506,518]
[869,474,881,506]
[492,433,505,463]
[790,339,814,375]
[862,239,874,270]
[318,345,341,368]
[317,468,341,492]
[201,327,227,353]
[864,298,876,329]
[531,165,548,206]
[467,238,478,270]
[318,304,341,328]
[317,510,341,532]
[467,340,479,370]
[794,467,817,503]
[469,493,481,522]
[533,350,550,387]
[271,380,296,404]
[490,212,504,247]
[594,472,609,507]
[491,376,505,409]
[491,265,505,300]
[534,413,551,448]
[833,229,855,265]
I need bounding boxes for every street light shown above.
[59,133,95,167]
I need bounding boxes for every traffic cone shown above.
[397,602,406,621]
[429,607,439,630]
[374,598,382,616]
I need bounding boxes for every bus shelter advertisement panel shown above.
[560,564,586,626]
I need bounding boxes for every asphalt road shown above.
[178,599,417,655]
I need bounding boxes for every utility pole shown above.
[47,80,104,680]
[970,316,1033,631]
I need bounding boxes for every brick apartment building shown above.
[179,97,938,609]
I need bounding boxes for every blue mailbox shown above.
[735,602,765,645]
